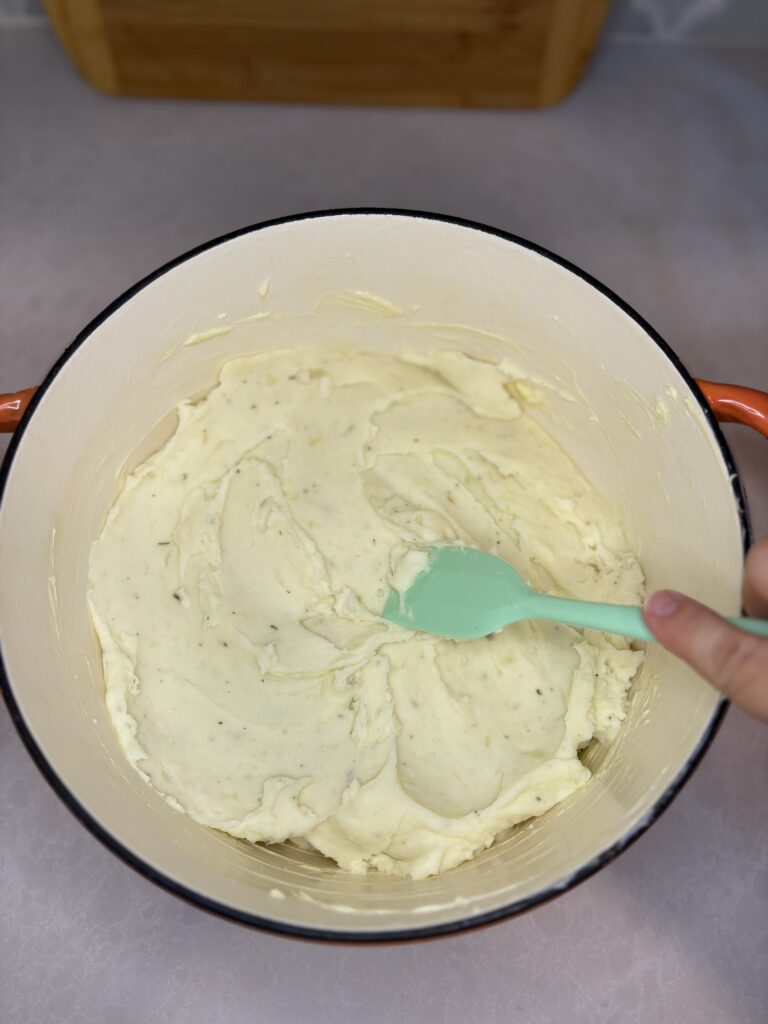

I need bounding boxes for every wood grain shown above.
[45,0,119,94]
[44,0,611,108]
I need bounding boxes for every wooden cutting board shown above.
[45,0,612,108]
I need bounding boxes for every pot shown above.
[1,210,766,942]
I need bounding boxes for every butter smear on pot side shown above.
[88,349,644,879]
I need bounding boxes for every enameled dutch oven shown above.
[1,210,766,942]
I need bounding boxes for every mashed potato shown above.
[88,349,644,879]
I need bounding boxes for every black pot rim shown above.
[0,207,746,943]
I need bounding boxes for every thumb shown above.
[643,590,768,723]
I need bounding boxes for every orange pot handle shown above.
[2,380,766,438]
[696,380,768,439]
[0,388,37,433]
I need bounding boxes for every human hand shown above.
[643,537,768,722]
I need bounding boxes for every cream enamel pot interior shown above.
[1,210,765,943]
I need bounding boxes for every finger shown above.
[744,538,768,618]
[643,590,768,723]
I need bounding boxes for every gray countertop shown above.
[1,25,767,1024]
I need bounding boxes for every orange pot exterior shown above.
[0,388,37,433]
[695,380,768,439]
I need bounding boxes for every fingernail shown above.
[644,590,681,617]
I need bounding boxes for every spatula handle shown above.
[526,594,768,642]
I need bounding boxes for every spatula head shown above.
[382,546,533,640]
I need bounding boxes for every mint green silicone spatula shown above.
[382,546,768,641]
